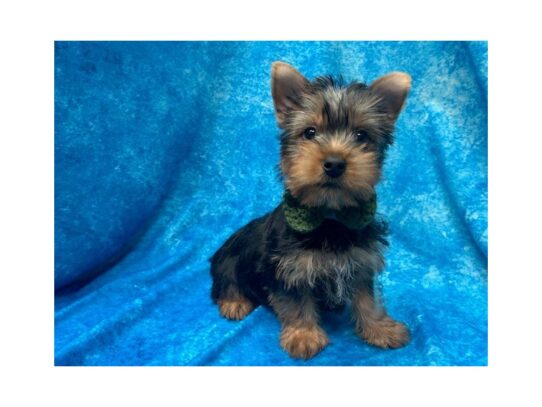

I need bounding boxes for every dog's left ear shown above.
[370,72,411,121]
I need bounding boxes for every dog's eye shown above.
[303,127,317,140]
[355,129,369,143]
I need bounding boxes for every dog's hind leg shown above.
[211,255,255,321]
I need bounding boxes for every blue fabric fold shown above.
[55,41,487,366]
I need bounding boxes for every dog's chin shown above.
[320,181,341,189]
[295,182,373,210]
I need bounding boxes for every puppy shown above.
[210,61,411,359]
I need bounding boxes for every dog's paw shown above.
[217,297,255,320]
[359,317,410,349]
[280,325,329,359]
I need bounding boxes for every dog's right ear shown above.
[271,62,310,128]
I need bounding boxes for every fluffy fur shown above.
[210,62,412,359]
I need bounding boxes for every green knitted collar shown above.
[282,190,376,233]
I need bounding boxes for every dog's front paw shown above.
[280,325,329,359]
[359,317,410,349]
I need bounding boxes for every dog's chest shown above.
[274,246,382,304]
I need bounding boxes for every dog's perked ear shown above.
[369,72,412,121]
[271,62,310,128]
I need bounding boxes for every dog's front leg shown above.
[352,279,410,349]
[269,289,329,359]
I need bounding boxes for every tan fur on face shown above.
[285,133,380,209]
[280,84,390,209]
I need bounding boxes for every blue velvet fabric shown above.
[55,41,487,366]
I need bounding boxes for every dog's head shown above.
[272,62,410,210]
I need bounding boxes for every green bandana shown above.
[282,190,376,233]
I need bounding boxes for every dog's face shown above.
[272,62,411,210]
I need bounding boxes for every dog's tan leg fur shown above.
[279,324,329,360]
[217,286,255,320]
[218,297,254,320]
[269,291,329,359]
[352,286,410,349]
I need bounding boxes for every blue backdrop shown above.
[55,41,487,366]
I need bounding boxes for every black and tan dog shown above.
[210,62,411,359]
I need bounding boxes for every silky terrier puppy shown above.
[210,61,411,359]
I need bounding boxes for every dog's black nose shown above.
[323,156,346,178]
